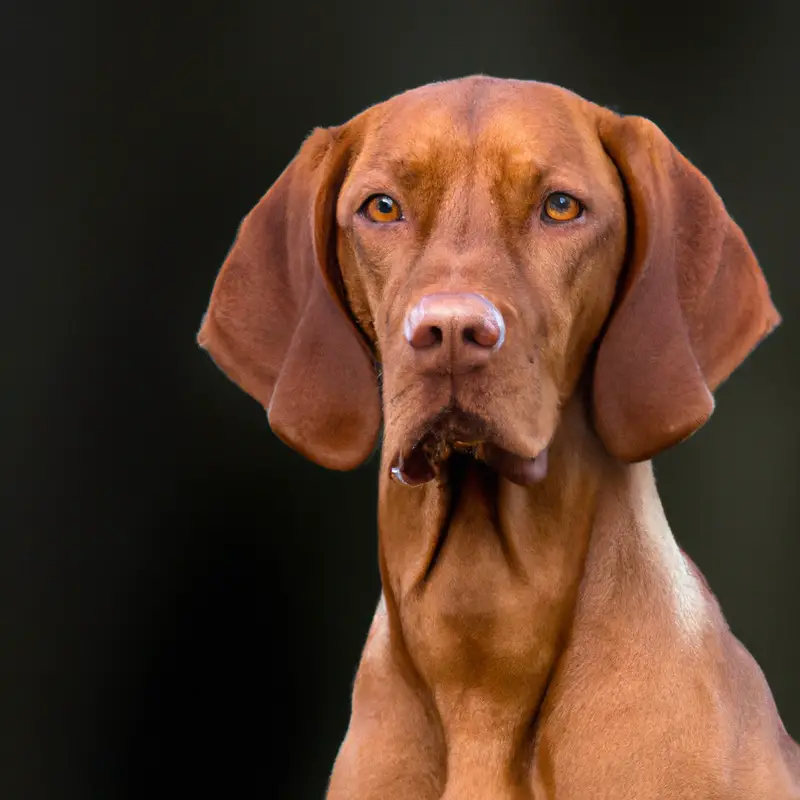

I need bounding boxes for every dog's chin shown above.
[389,409,550,489]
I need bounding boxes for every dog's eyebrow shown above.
[357,133,457,188]
[490,159,580,203]
[380,154,448,192]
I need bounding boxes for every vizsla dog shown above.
[199,77,799,798]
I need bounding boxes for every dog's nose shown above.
[403,292,505,371]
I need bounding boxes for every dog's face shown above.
[198,77,778,483]
[335,82,627,484]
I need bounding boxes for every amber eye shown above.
[363,194,403,223]
[543,192,582,222]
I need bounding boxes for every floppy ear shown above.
[593,113,780,462]
[198,127,381,470]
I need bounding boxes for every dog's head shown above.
[199,77,779,485]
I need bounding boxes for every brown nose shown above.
[403,292,505,372]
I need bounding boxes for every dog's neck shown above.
[374,397,689,773]
[378,396,617,604]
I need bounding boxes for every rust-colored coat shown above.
[199,77,798,799]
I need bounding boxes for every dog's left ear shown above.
[593,111,780,462]
[198,126,381,470]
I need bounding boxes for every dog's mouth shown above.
[390,410,549,488]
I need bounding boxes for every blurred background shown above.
[4,0,799,796]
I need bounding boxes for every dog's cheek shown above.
[337,240,381,348]
[554,248,623,392]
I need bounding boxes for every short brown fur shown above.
[199,77,796,798]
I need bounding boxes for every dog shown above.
[199,76,799,798]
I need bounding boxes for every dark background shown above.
[5,0,799,797]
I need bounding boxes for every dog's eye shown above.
[543,192,582,222]
[362,194,403,223]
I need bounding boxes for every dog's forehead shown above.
[355,77,599,169]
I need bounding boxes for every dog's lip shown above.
[390,440,438,486]
[481,441,549,486]
[390,431,550,488]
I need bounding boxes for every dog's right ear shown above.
[198,127,381,470]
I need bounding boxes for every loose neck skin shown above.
[373,396,673,779]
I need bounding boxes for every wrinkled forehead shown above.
[349,78,607,181]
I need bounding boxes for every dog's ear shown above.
[594,112,780,462]
[198,126,381,470]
